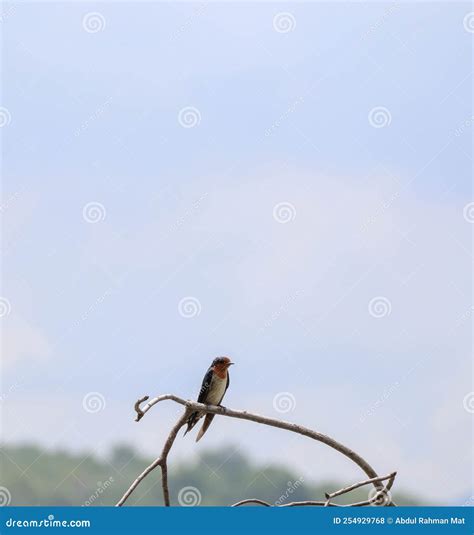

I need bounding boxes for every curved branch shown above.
[117,393,396,507]
[232,498,272,507]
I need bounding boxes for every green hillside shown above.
[0,444,422,506]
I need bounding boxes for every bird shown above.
[184,356,234,442]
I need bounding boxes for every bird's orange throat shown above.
[212,364,228,379]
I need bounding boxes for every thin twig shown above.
[325,472,396,500]
[231,498,272,507]
[116,409,190,506]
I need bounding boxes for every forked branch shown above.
[116,394,397,507]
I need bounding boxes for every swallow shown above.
[184,356,234,442]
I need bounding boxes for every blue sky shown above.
[1,2,472,504]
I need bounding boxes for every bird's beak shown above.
[228,362,235,367]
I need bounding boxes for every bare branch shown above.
[233,474,397,508]
[325,472,396,500]
[117,393,397,507]
[231,498,272,507]
[284,500,341,507]
[116,409,190,507]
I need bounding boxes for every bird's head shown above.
[211,356,234,373]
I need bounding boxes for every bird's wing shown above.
[225,372,230,392]
[197,367,213,403]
